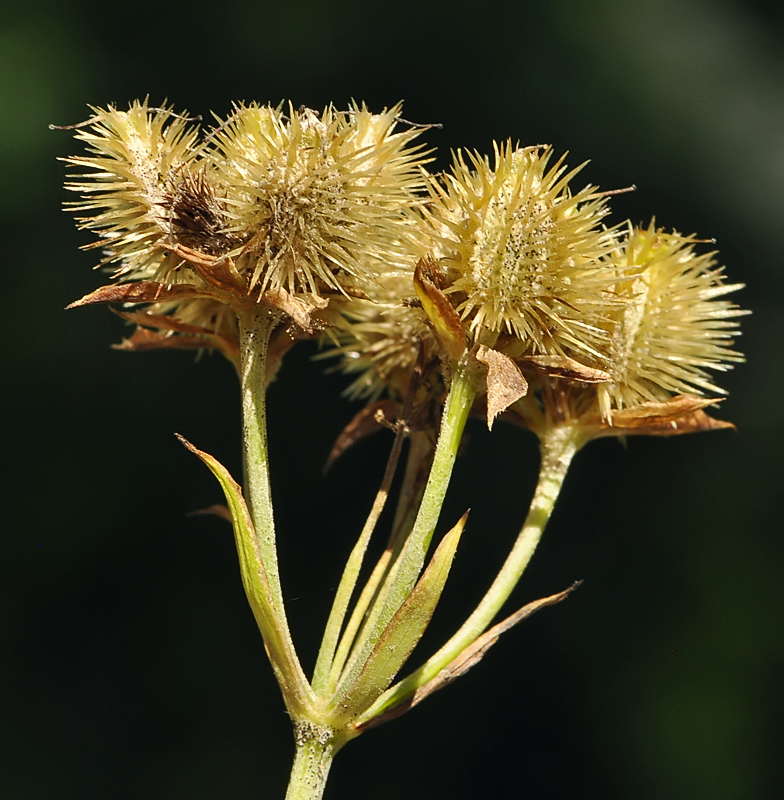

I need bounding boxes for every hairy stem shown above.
[239,309,285,614]
[387,430,436,555]
[284,726,349,800]
[237,307,317,716]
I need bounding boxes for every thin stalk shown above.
[237,308,316,712]
[311,421,407,694]
[332,359,477,703]
[386,430,435,555]
[323,431,433,693]
[325,549,393,693]
[360,422,582,721]
[239,309,285,615]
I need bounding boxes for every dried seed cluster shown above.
[424,144,618,357]
[63,100,747,430]
[594,222,746,420]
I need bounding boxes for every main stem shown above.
[285,728,347,800]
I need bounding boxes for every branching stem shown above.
[332,358,478,704]
[359,422,582,722]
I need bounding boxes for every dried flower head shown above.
[207,102,428,298]
[595,222,747,420]
[325,272,433,400]
[63,101,202,281]
[424,143,620,358]
[64,100,433,367]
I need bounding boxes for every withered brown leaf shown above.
[413,257,465,362]
[324,400,404,473]
[67,281,224,309]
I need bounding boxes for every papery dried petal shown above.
[474,345,528,429]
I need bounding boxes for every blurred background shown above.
[2,0,782,797]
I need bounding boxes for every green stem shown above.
[360,422,581,722]
[284,726,347,800]
[238,308,313,713]
[387,431,435,551]
[238,309,285,617]
[332,359,478,704]
[404,361,477,560]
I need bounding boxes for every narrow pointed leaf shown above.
[334,511,468,719]
[112,326,240,365]
[176,435,312,714]
[113,327,207,351]
[355,582,580,731]
[67,281,224,308]
[590,395,736,438]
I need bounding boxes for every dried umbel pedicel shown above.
[60,100,748,800]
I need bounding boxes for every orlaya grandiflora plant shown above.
[58,101,748,800]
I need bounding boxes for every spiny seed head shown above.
[61,102,749,414]
[326,272,432,399]
[165,169,242,257]
[63,101,202,280]
[63,100,431,348]
[208,102,428,297]
[424,143,620,358]
[596,221,748,419]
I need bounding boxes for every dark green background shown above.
[2,0,782,797]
